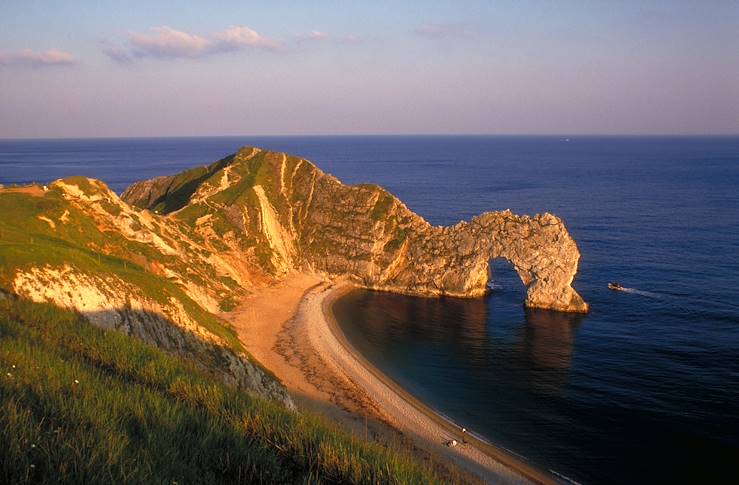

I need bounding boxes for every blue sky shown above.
[1,0,737,137]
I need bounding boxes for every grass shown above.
[371,192,394,222]
[0,296,443,484]
[384,228,408,253]
[0,188,243,351]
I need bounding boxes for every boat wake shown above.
[618,287,662,298]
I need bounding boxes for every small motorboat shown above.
[608,282,624,291]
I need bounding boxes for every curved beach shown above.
[226,275,556,484]
[319,281,561,485]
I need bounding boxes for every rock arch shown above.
[122,146,589,313]
[349,210,589,313]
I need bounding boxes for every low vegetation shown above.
[0,190,243,351]
[0,296,442,484]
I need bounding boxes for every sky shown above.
[0,0,737,138]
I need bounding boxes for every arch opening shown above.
[487,258,528,300]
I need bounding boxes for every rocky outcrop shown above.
[124,146,588,313]
[335,210,589,313]
[119,174,173,209]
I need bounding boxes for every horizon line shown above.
[2,132,738,141]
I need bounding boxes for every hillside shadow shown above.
[0,291,289,404]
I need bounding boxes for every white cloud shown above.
[106,25,280,62]
[0,48,77,67]
[129,26,211,58]
[213,26,280,51]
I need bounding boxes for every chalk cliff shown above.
[124,146,588,312]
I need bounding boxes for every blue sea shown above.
[1,136,738,484]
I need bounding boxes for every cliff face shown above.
[124,146,588,313]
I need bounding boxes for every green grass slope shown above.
[0,296,442,484]
[0,184,241,350]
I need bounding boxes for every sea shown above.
[1,135,737,484]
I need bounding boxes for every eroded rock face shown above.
[119,174,174,209]
[124,146,589,313]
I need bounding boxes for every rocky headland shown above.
[123,146,589,313]
[0,146,587,408]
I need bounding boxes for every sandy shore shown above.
[225,274,555,484]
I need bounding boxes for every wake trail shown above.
[618,288,662,298]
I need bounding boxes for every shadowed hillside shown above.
[0,295,446,484]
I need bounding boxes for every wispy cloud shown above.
[295,30,330,43]
[294,30,362,45]
[106,25,280,62]
[128,26,211,58]
[102,45,132,63]
[212,26,281,51]
[414,23,470,39]
[0,48,77,67]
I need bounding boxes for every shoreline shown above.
[225,274,557,484]
[318,280,558,485]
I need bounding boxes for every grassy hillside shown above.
[0,295,442,484]
[0,183,241,349]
